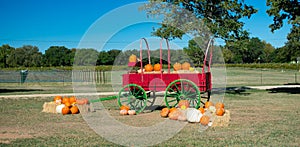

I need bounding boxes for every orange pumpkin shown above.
[54,96,62,104]
[205,101,214,108]
[178,100,190,110]
[62,106,70,115]
[69,96,77,104]
[76,99,86,105]
[70,106,79,114]
[215,102,224,109]
[160,108,170,117]
[62,97,70,104]
[200,115,210,125]
[169,107,177,113]
[168,109,181,120]
[144,64,153,72]
[129,54,137,62]
[216,108,225,116]
[182,62,191,70]
[64,101,72,107]
[173,62,181,71]
[198,107,205,114]
[153,63,161,71]
[120,105,130,111]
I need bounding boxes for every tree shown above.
[142,0,257,41]
[44,46,73,66]
[0,44,14,68]
[73,49,98,66]
[183,38,205,66]
[6,45,42,67]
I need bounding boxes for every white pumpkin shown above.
[56,104,65,114]
[186,108,202,123]
[128,110,136,115]
[208,106,216,113]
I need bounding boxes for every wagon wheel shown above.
[118,84,147,114]
[164,79,201,108]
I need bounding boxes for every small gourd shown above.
[62,106,70,115]
[54,96,62,104]
[200,115,210,125]
[168,109,181,120]
[216,108,225,116]
[70,106,79,114]
[205,101,214,108]
[198,107,205,114]
[128,110,136,115]
[56,104,65,114]
[120,105,130,111]
[215,102,225,109]
[120,109,128,115]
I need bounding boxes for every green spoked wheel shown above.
[118,84,147,114]
[164,79,201,108]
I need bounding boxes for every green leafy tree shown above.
[183,38,205,65]
[0,44,14,68]
[44,46,73,66]
[6,45,42,67]
[142,0,257,41]
[73,49,98,66]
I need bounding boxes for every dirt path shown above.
[0,92,118,99]
[247,85,300,90]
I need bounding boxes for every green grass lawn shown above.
[0,90,299,146]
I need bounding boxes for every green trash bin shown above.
[20,70,28,84]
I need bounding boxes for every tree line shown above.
[0,35,298,68]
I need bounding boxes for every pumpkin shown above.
[69,96,77,104]
[129,54,137,62]
[64,101,72,107]
[70,106,79,114]
[168,109,181,120]
[177,110,187,121]
[54,96,62,104]
[62,106,70,115]
[160,108,170,117]
[76,99,88,105]
[120,109,128,115]
[178,100,190,110]
[216,108,225,116]
[169,107,177,114]
[62,97,70,104]
[198,107,205,114]
[153,63,161,71]
[120,105,130,111]
[186,108,202,123]
[144,64,153,72]
[182,62,191,70]
[215,102,224,109]
[205,101,214,108]
[200,115,210,125]
[128,110,136,115]
[173,62,181,71]
[56,104,65,114]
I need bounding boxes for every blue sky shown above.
[0,0,291,53]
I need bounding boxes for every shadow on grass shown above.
[0,88,44,93]
[213,87,251,95]
[267,87,300,94]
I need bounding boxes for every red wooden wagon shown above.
[117,38,214,114]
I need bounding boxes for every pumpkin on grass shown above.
[62,106,70,115]
[205,101,214,108]
[70,106,79,114]
[215,102,224,109]
[120,105,130,111]
[144,64,153,72]
[54,96,62,104]
[120,109,128,115]
[76,98,88,105]
[186,108,202,123]
[168,109,181,120]
[178,100,190,110]
[153,63,161,71]
[69,96,77,104]
[160,108,169,117]
[128,110,136,115]
[62,97,70,104]
[216,108,225,116]
[198,107,205,114]
[169,107,177,114]
[200,115,210,125]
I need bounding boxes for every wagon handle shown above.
[202,38,214,74]
[140,38,151,75]
[160,38,171,74]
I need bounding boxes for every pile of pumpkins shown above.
[54,96,89,115]
[119,105,136,115]
[160,100,225,126]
